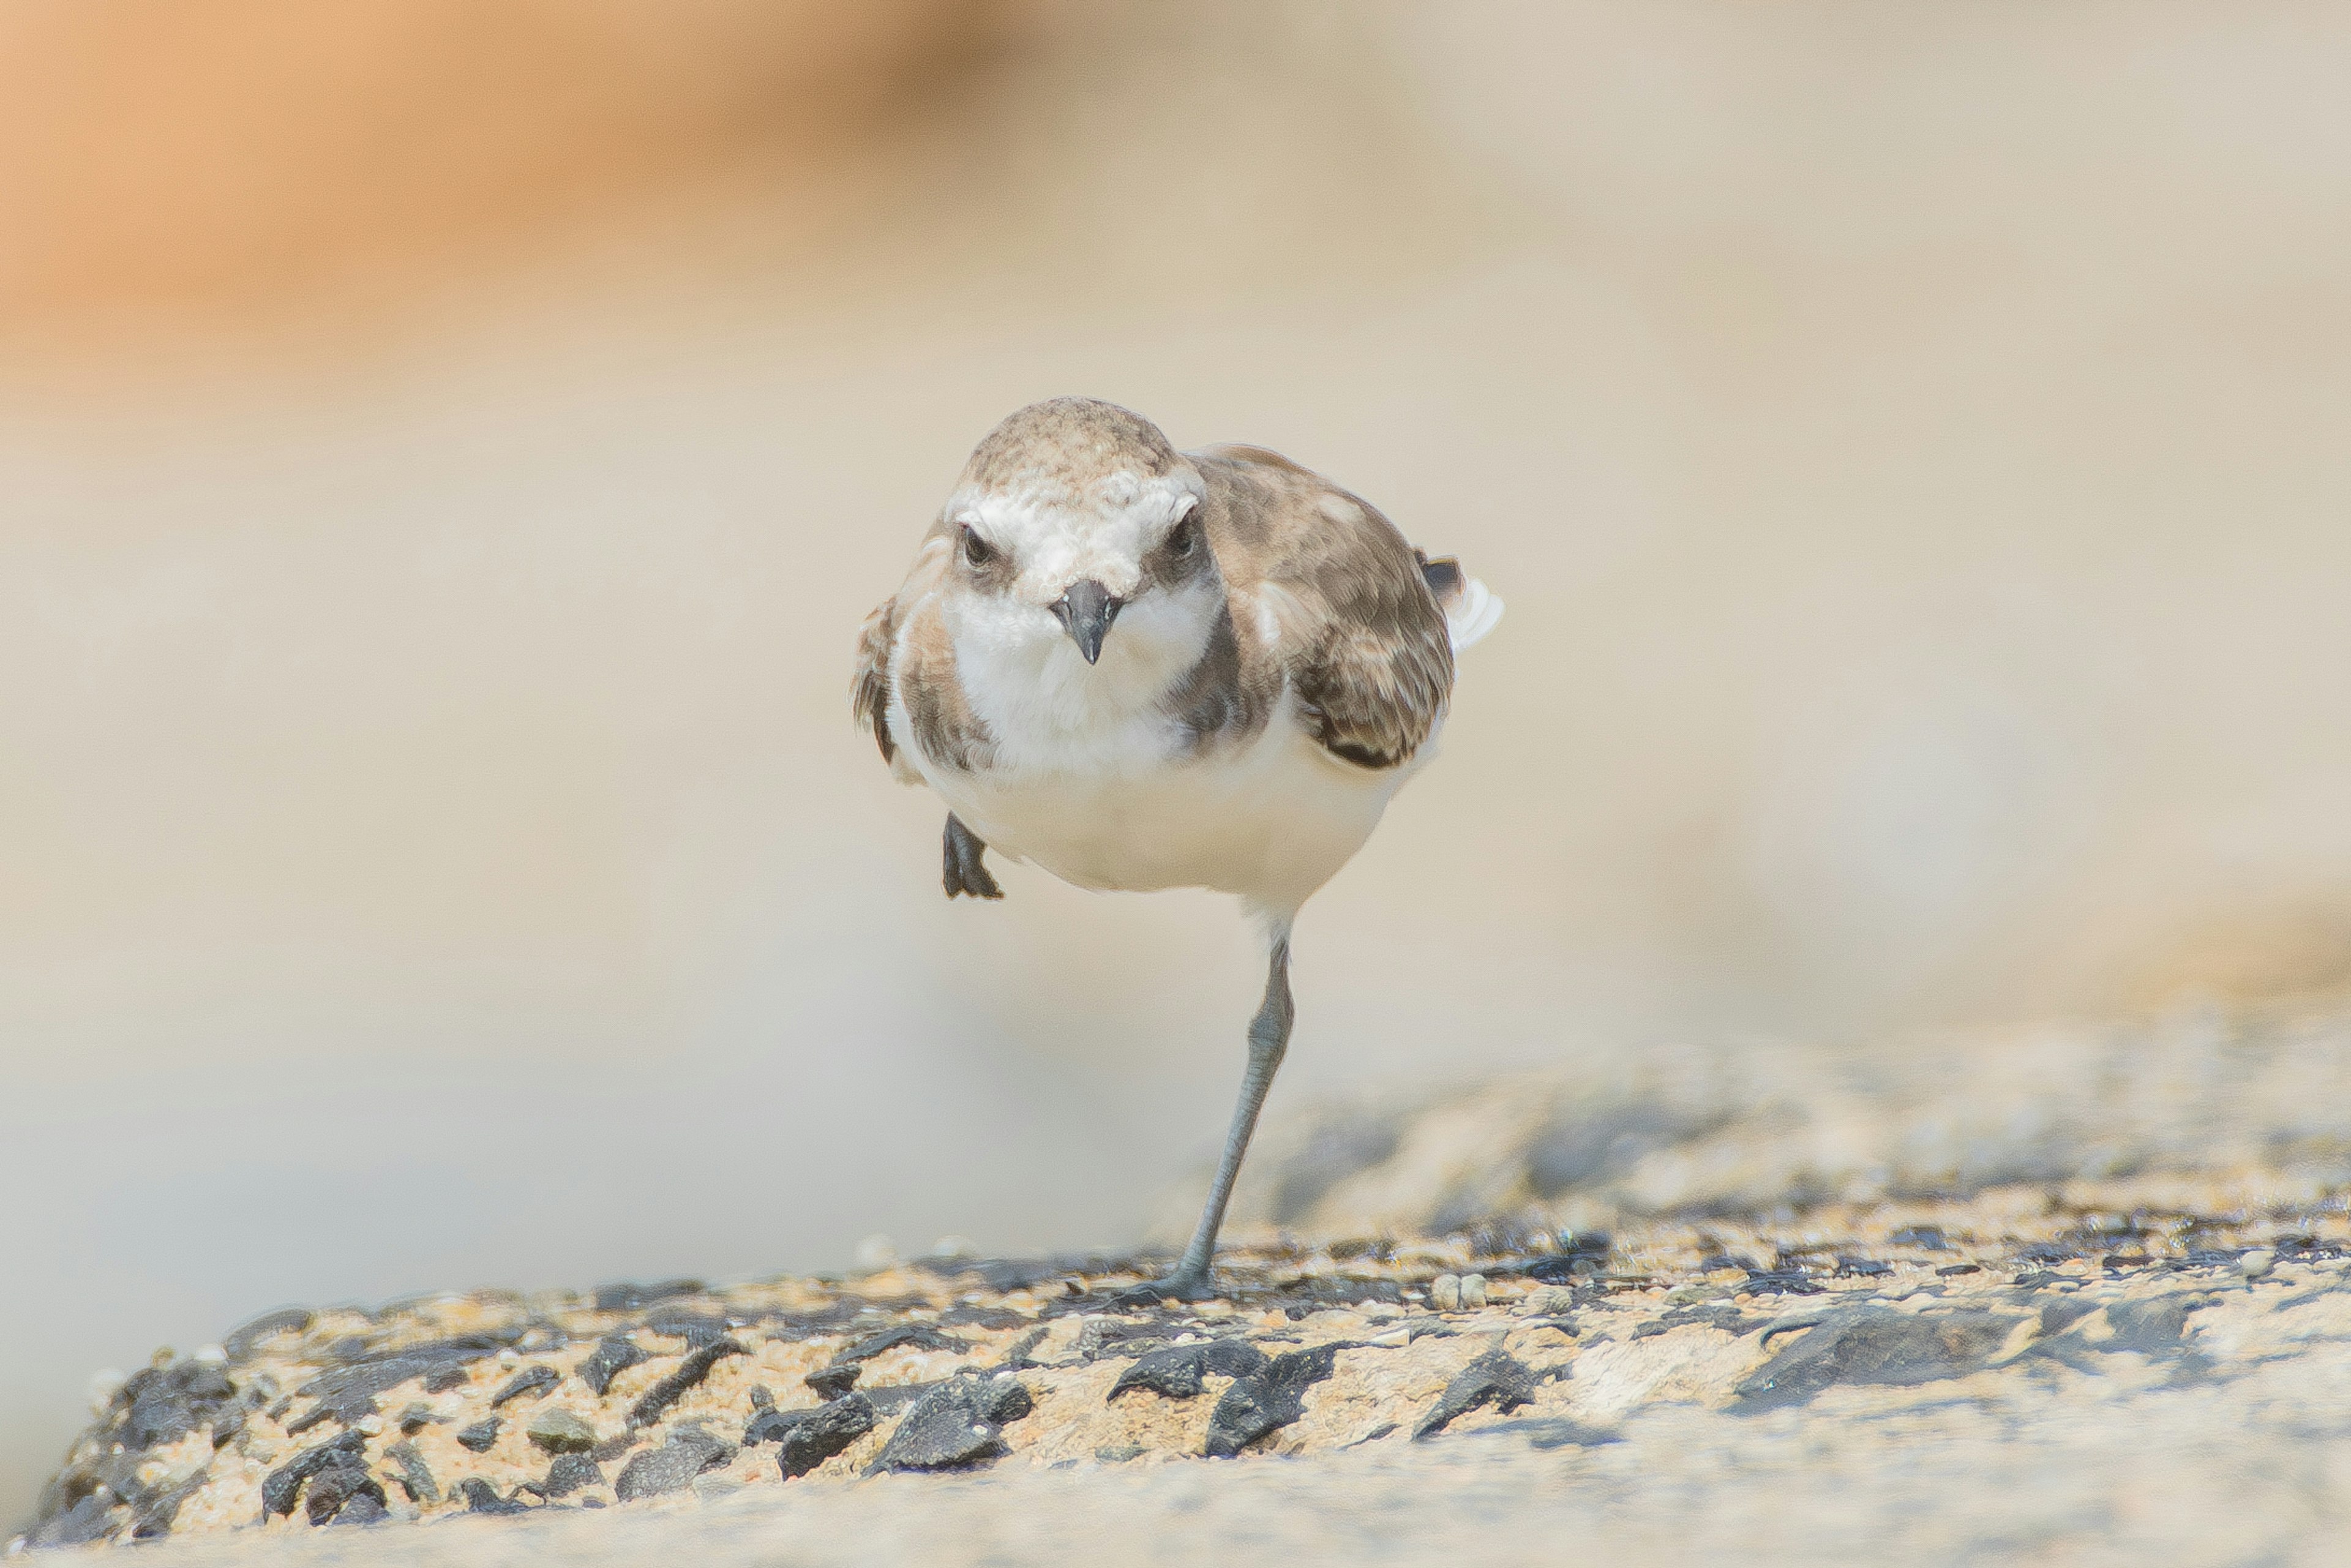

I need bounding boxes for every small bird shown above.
[853,398,1500,1299]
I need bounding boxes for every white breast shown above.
[902,599,1430,920]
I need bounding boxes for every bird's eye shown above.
[1165,516,1197,559]
[961,525,994,568]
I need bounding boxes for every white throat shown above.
[944,577,1223,775]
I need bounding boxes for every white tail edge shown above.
[1445,576,1504,651]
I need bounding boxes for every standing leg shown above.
[1123,933,1294,1302]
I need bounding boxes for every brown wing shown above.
[1196,446,1455,770]
[852,595,898,764]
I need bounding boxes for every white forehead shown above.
[956,468,1201,555]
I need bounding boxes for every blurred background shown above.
[7,0,2351,1524]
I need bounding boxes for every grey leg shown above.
[1123,937,1294,1302]
[942,814,1003,900]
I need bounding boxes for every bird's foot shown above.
[942,814,1004,901]
[1110,1270,1219,1308]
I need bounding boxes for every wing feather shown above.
[1198,448,1457,771]
[852,596,899,765]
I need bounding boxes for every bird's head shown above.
[934,398,1224,685]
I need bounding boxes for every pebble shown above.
[1430,1275,1463,1312]
[526,1408,598,1454]
[541,1454,603,1499]
[191,1345,228,1367]
[1205,1345,1341,1459]
[855,1234,899,1270]
[575,1337,650,1397]
[615,1432,733,1502]
[490,1365,561,1408]
[867,1376,1033,1474]
[2240,1249,2276,1280]
[1413,1349,1540,1438]
[456,1418,501,1453]
[457,1479,528,1517]
[1521,1286,1575,1316]
[1460,1274,1489,1309]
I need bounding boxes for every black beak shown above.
[1051,579,1124,665]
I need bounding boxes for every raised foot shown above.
[942,814,1004,901]
[1111,1270,1220,1308]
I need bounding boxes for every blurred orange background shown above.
[7,0,2351,1525]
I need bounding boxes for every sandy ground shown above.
[21,996,2351,1564]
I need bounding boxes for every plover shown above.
[854,398,1501,1298]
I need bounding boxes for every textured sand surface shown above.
[22,999,2351,1564]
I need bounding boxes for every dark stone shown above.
[1650,1305,1762,1337]
[1517,1235,1613,1284]
[1937,1264,1983,1277]
[490,1365,560,1408]
[1108,1338,1269,1401]
[1735,1308,2017,1410]
[115,1360,244,1452]
[641,1311,736,1349]
[129,1466,214,1539]
[527,1408,599,1453]
[1741,1267,1824,1296]
[456,1417,502,1452]
[1891,1226,1954,1251]
[857,1380,940,1413]
[832,1323,972,1365]
[29,1494,117,1549]
[763,1394,879,1479]
[459,1479,530,1516]
[1837,1256,1893,1278]
[577,1336,650,1397]
[331,1491,388,1526]
[1205,1345,1341,1458]
[627,1337,748,1429]
[615,1431,733,1501]
[866,1376,1033,1474]
[285,1340,497,1431]
[542,1454,605,1498]
[805,1362,862,1400]
[593,1432,642,1462]
[223,1307,315,1361]
[303,1461,386,1526]
[937,1305,1034,1330]
[262,1429,369,1518]
[1414,1349,1542,1438]
[396,1402,436,1434]
[747,1385,774,1410]
[594,1280,707,1313]
[383,1439,438,1504]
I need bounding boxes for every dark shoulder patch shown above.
[1160,605,1275,756]
[901,620,996,774]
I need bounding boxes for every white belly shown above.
[918,700,1427,920]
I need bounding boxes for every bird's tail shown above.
[1416,552,1505,651]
